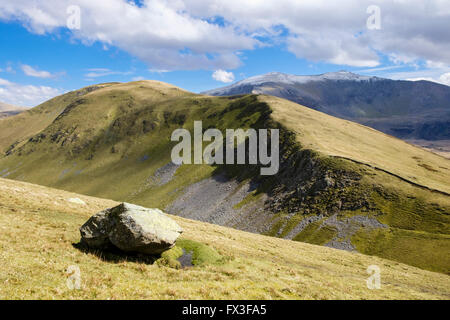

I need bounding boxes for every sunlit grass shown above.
[0,177,449,300]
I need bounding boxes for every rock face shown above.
[80,203,183,254]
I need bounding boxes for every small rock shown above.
[80,203,183,255]
[68,198,86,205]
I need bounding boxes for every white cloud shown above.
[21,64,53,78]
[0,1,449,69]
[438,72,450,86]
[0,78,13,86]
[387,66,450,86]
[287,32,379,67]
[190,0,450,67]
[356,65,403,73]
[0,77,62,107]
[149,69,170,74]
[0,0,256,71]
[1,65,15,74]
[132,76,145,81]
[84,68,132,79]
[212,69,235,83]
[406,73,450,86]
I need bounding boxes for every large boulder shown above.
[79,208,112,249]
[80,203,183,254]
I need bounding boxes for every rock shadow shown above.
[72,242,159,265]
[72,242,194,268]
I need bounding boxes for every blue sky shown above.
[0,0,449,106]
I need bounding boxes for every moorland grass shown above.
[0,177,449,299]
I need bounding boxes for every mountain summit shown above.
[208,71,379,90]
[204,71,450,142]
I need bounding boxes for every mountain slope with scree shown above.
[0,80,448,273]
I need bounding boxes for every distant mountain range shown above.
[203,71,450,141]
[0,102,26,119]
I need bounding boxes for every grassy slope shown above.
[261,95,450,274]
[0,177,448,299]
[0,81,448,274]
[263,95,450,194]
[0,82,265,205]
[0,83,118,153]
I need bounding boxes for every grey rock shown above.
[68,197,86,205]
[151,162,180,186]
[321,214,388,251]
[80,203,183,255]
[325,239,356,251]
[80,209,112,249]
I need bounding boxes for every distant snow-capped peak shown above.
[237,71,380,86]
[202,71,383,95]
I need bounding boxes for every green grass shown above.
[352,227,450,274]
[158,239,225,269]
[292,220,338,245]
[264,213,288,237]
[278,214,308,238]
[370,189,449,234]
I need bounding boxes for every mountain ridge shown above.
[205,71,383,92]
[203,71,450,142]
[0,80,448,273]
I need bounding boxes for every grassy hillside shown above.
[264,95,450,194]
[0,83,118,153]
[0,177,448,299]
[0,81,448,274]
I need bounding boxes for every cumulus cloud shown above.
[0,0,256,71]
[0,77,62,106]
[0,0,449,70]
[287,32,379,67]
[212,69,235,83]
[21,64,54,78]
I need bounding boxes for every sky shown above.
[0,0,449,107]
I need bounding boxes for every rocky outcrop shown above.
[80,203,182,254]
